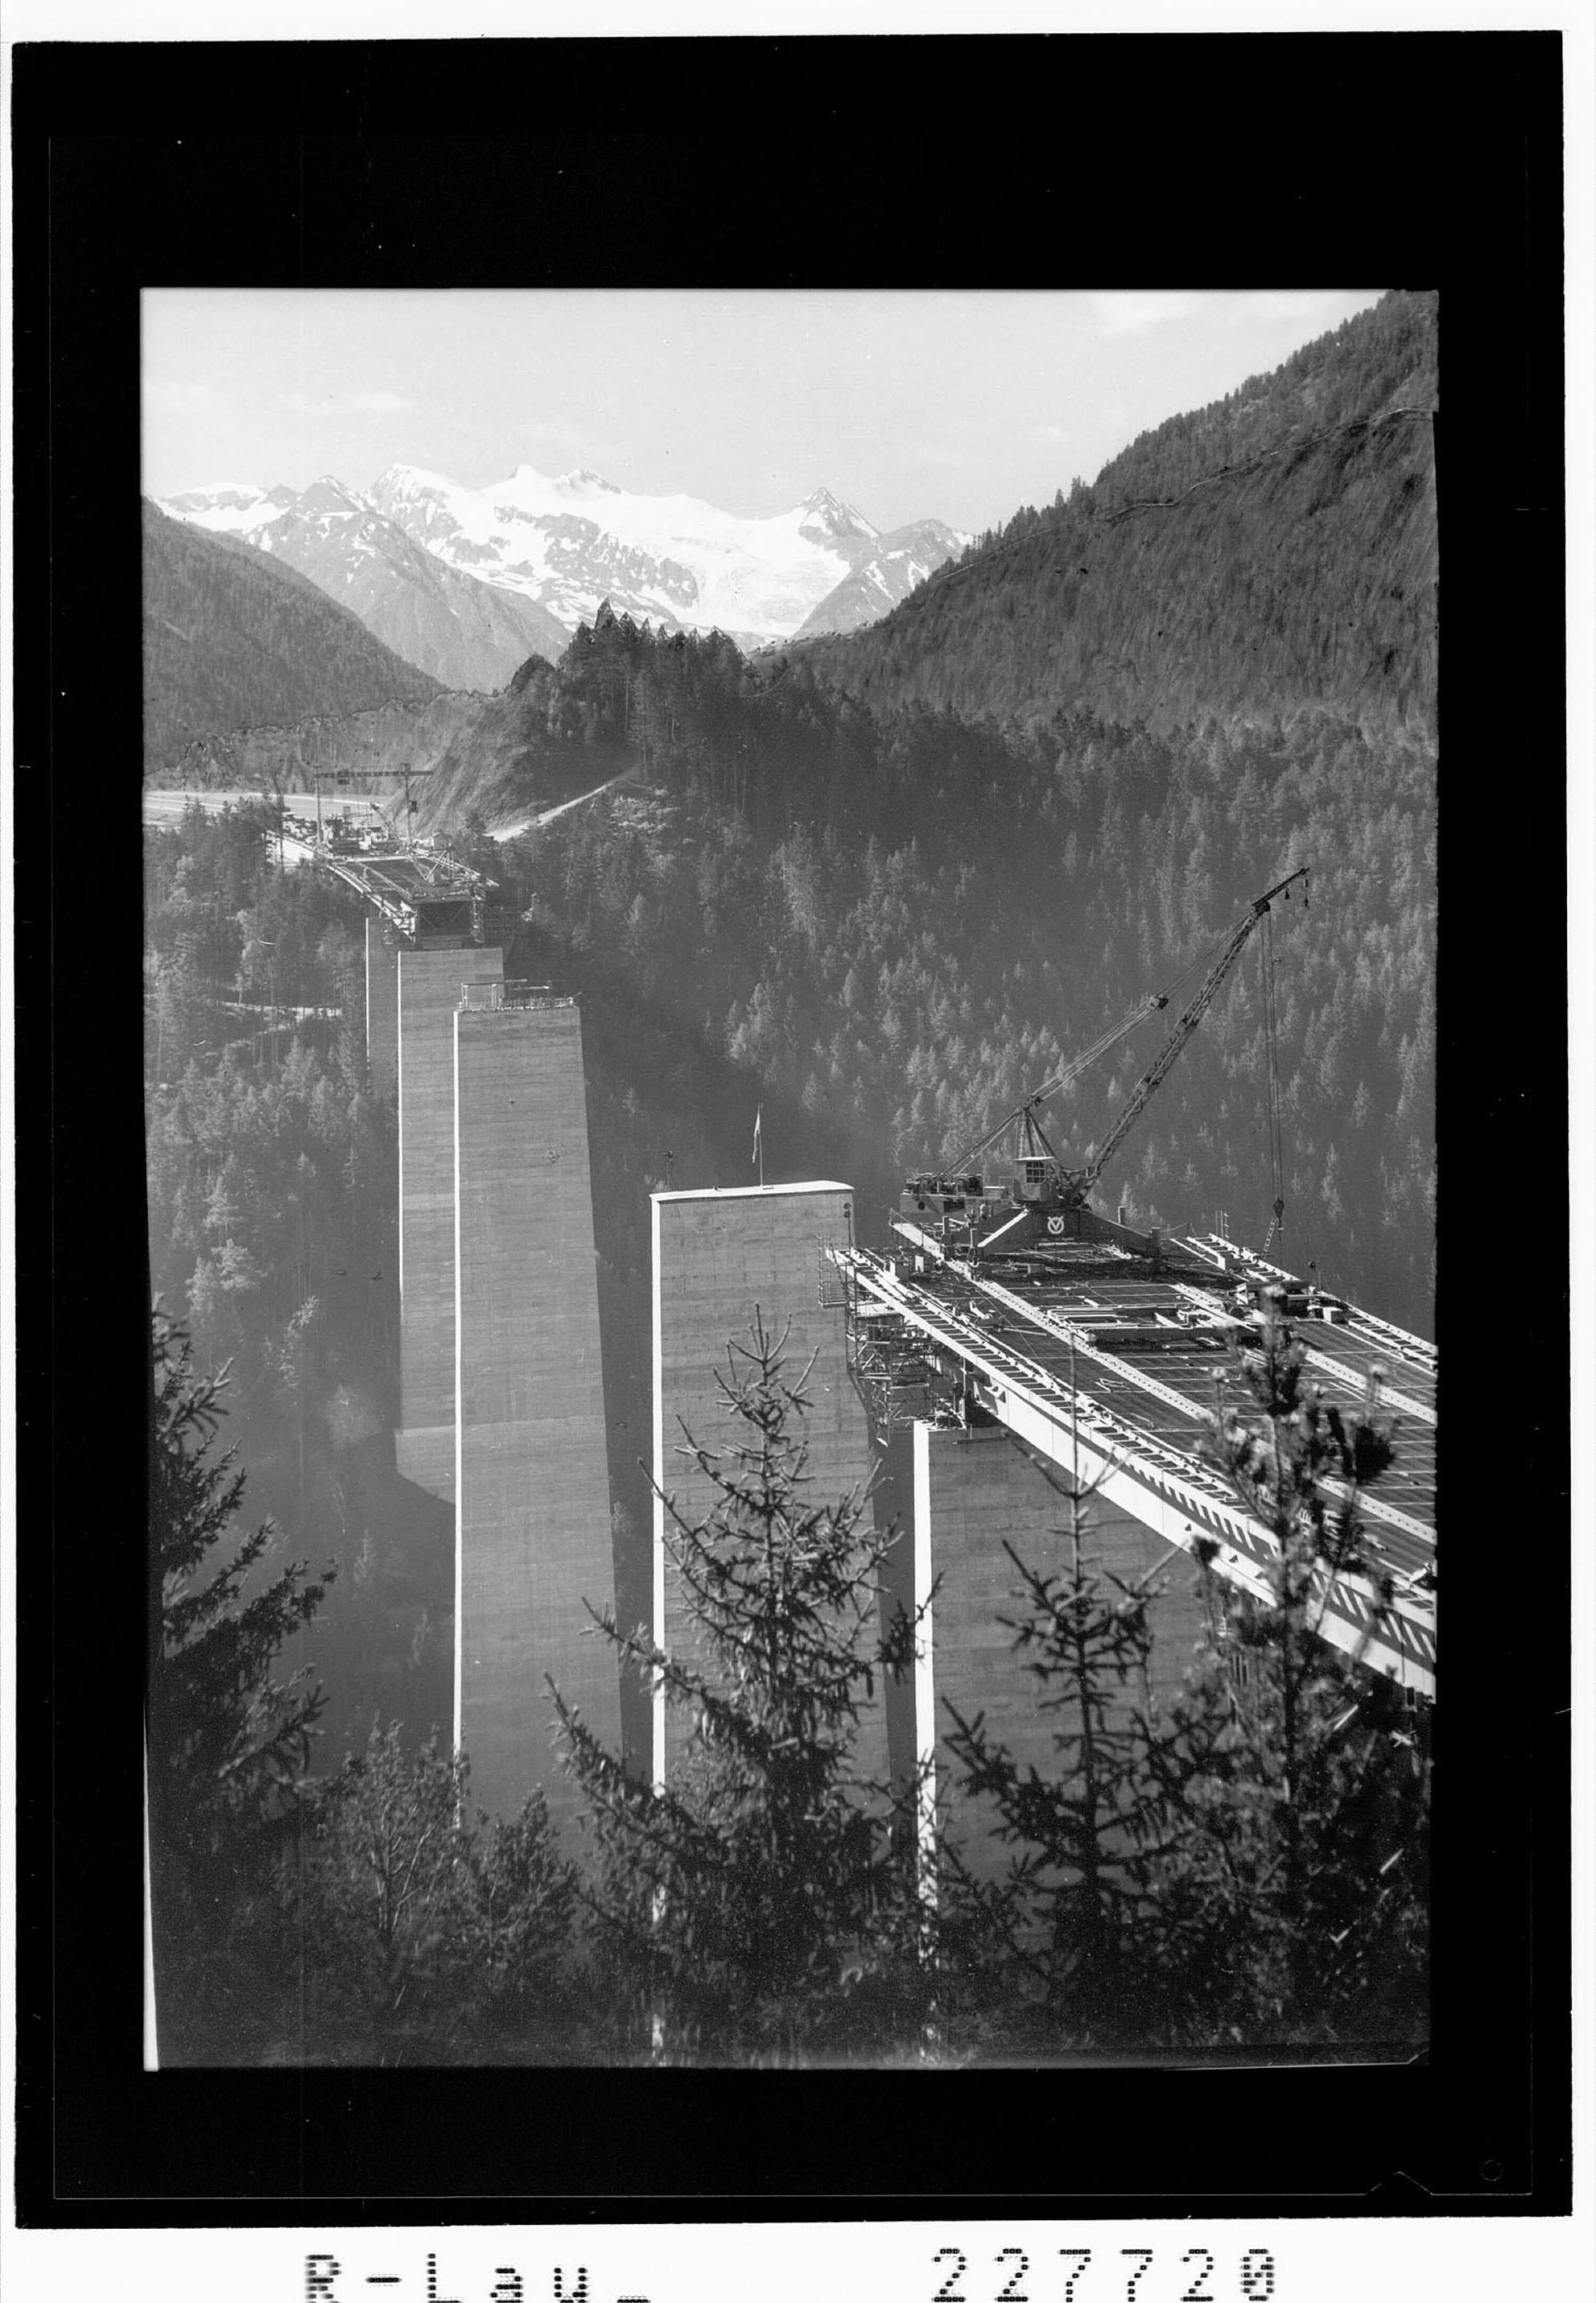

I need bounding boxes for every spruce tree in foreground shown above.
[147,1309,334,2061]
[551,1316,924,2065]
[281,1725,578,2065]
[940,1438,1181,2055]
[938,1301,1430,2053]
[1152,1292,1431,2043]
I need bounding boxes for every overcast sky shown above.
[143,288,1387,535]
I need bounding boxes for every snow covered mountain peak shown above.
[167,480,270,509]
[795,486,878,545]
[554,466,621,495]
[299,473,374,516]
[159,480,297,537]
[153,471,573,691]
[160,460,966,649]
[370,463,455,503]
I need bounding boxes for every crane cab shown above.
[902,1171,986,1216]
[1015,1153,1062,1205]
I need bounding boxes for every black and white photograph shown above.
[138,281,1440,2072]
[6,16,1580,2284]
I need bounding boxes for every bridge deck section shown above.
[966,1273,1432,1582]
[315,849,488,944]
[850,1227,1436,1691]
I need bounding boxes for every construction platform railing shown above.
[457,980,575,1013]
[310,847,489,946]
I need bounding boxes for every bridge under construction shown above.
[308,824,1439,1871]
[834,1222,1436,1699]
[828,863,1433,1697]
[317,848,486,946]
[297,832,621,1841]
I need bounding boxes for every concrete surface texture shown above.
[454,999,619,1830]
[364,916,398,1100]
[650,1183,880,1788]
[395,944,503,1502]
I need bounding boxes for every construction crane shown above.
[939,983,1175,1179]
[1063,865,1308,1205]
[900,866,1309,1262]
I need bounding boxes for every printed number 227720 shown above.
[930,2248,1277,2303]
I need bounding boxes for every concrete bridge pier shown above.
[393,944,503,1500]
[453,990,619,1832]
[874,1421,1207,1883]
[364,917,398,1099]
[649,1182,880,1790]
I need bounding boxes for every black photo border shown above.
[9,25,1572,2228]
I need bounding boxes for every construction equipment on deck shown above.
[901,867,1309,1264]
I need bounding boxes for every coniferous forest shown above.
[485,619,1437,1334]
[795,290,1438,735]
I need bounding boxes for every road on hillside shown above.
[146,775,637,849]
[144,788,394,823]
[487,767,641,842]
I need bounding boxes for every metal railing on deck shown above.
[456,979,575,1012]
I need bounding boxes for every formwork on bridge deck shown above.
[841,1223,1437,1878]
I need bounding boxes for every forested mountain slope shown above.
[425,609,1435,1337]
[143,805,453,1762]
[171,692,491,794]
[413,650,634,830]
[792,291,1438,736]
[142,799,864,1773]
[143,501,443,778]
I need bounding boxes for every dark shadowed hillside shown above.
[143,500,443,778]
[171,693,492,795]
[162,476,573,692]
[791,292,1438,737]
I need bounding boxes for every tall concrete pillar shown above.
[394,944,502,1499]
[650,1183,877,1789]
[869,1425,922,1798]
[453,990,618,1830]
[364,916,398,1099]
[888,1423,1208,1882]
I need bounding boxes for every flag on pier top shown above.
[752,1105,762,1166]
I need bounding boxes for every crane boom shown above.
[946,983,1171,1175]
[898,865,1308,1267]
[1073,867,1309,1198]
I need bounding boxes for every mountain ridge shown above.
[789,289,1438,737]
[159,476,573,691]
[162,461,969,656]
[365,460,963,644]
[142,501,443,778]
[792,517,972,639]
